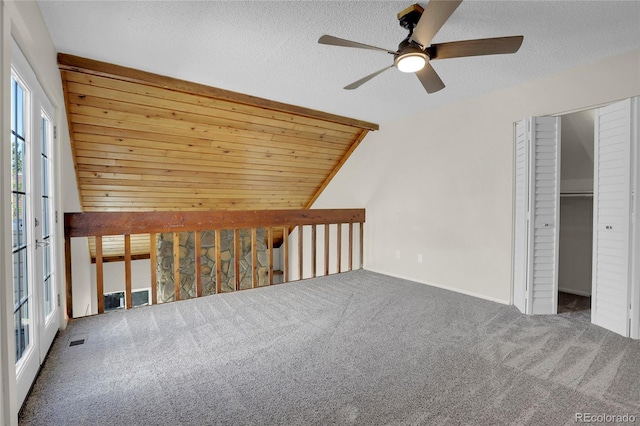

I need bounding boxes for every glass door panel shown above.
[11,76,31,366]
[40,113,54,319]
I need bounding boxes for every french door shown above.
[11,40,59,408]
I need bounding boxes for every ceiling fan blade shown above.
[318,35,396,55]
[415,62,445,94]
[344,65,394,90]
[411,0,463,48]
[430,36,524,60]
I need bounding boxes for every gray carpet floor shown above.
[19,270,640,425]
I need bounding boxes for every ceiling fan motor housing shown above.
[397,39,428,57]
[395,40,428,73]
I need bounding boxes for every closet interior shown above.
[558,109,595,313]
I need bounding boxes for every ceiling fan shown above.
[318,1,524,94]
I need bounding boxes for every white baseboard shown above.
[558,287,592,297]
[364,267,510,305]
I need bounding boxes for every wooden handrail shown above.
[65,209,365,237]
[64,209,365,319]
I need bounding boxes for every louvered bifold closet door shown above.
[529,117,561,315]
[513,120,530,313]
[592,98,635,337]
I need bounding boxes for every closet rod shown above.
[560,192,593,198]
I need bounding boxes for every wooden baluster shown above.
[252,228,258,288]
[124,234,132,309]
[234,229,240,291]
[298,225,303,280]
[268,227,274,285]
[283,226,289,283]
[359,222,364,269]
[62,210,366,310]
[215,230,222,294]
[65,235,73,319]
[336,224,342,274]
[348,223,353,271]
[195,231,202,297]
[311,224,317,278]
[324,224,330,276]
[96,236,104,314]
[173,232,180,301]
[150,233,157,304]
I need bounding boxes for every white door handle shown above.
[35,239,50,249]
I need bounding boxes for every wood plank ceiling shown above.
[58,54,378,260]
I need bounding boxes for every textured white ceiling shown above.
[39,1,640,124]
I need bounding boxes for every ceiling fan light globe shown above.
[396,53,427,73]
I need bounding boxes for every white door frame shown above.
[629,97,640,339]
[512,120,529,313]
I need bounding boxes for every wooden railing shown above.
[64,209,365,319]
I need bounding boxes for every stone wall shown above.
[156,229,269,303]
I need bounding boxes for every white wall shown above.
[273,244,281,272]
[62,112,91,317]
[92,258,151,297]
[70,238,92,316]
[561,110,595,193]
[313,49,640,305]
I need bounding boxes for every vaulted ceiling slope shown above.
[59,54,377,260]
[59,53,377,215]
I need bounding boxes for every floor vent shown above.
[69,339,85,347]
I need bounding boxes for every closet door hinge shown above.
[54,126,57,139]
